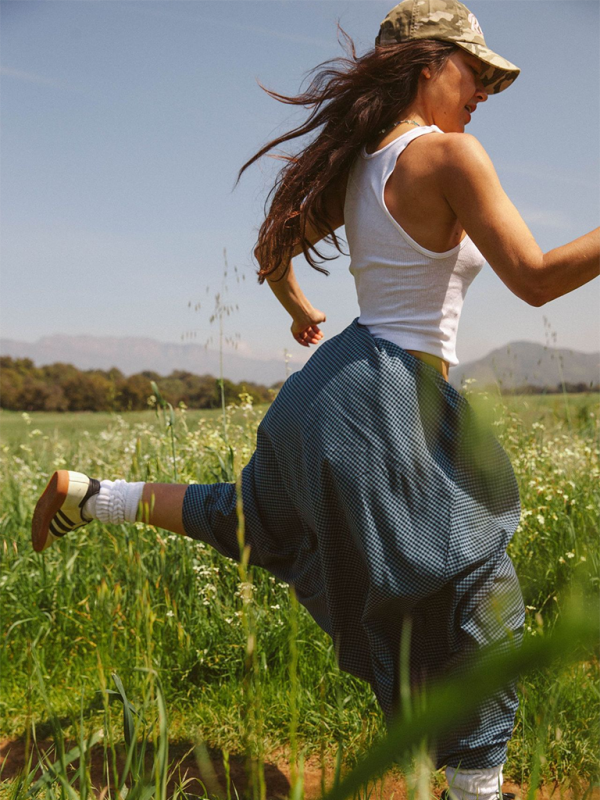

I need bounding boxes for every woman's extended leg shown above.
[138,484,187,535]
[31,470,189,551]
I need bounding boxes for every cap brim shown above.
[454,41,520,94]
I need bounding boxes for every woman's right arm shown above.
[437,134,599,307]
[255,177,346,346]
[263,259,327,347]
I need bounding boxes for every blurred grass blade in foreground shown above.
[322,604,599,800]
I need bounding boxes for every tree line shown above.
[0,357,281,412]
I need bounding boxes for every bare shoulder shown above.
[399,132,491,180]
[430,133,495,178]
[410,130,483,158]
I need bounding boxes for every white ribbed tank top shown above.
[344,125,484,367]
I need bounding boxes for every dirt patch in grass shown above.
[1,737,597,799]
[1,737,396,799]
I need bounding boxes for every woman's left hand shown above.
[291,309,326,347]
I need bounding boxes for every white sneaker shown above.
[32,470,100,552]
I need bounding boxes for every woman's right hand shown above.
[291,308,326,347]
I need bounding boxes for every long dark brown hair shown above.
[237,31,456,283]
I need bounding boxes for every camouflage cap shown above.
[376,0,520,94]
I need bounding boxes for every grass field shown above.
[0,406,269,446]
[0,392,598,798]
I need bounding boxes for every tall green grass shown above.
[1,393,598,797]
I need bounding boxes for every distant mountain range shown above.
[449,341,599,390]
[0,334,294,387]
[1,335,598,391]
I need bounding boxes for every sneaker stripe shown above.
[52,515,71,533]
[49,521,66,538]
[57,509,77,528]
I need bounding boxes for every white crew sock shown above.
[446,765,504,800]
[84,480,145,524]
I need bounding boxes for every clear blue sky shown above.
[2,0,599,370]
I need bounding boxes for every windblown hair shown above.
[238,31,456,283]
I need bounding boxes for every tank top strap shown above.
[358,125,444,217]
[360,124,444,163]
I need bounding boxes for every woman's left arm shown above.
[437,134,599,306]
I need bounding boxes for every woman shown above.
[32,0,599,797]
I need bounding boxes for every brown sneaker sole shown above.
[31,470,70,552]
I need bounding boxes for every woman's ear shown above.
[421,67,432,80]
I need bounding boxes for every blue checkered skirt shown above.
[183,318,524,769]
